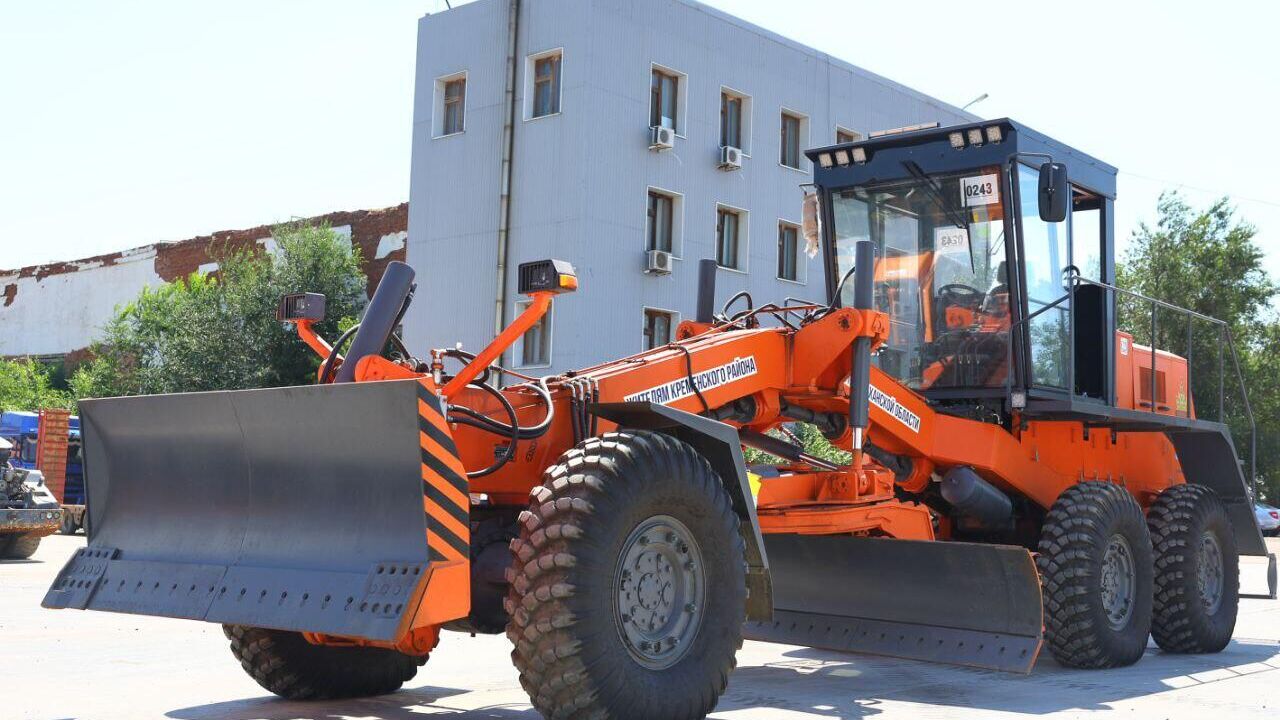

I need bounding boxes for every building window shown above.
[716,205,746,270]
[778,222,800,281]
[525,49,563,119]
[644,308,677,350]
[836,127,861,144]
[651,67,680,131]
[647,190,674,253]
[780,111,807,168]
[443,77,466,135]
[721,92,742,149]
[515,300,552,367]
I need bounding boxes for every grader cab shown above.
[45,119,1271,719]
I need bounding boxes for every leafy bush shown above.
[71,222,367,398]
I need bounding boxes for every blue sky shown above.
[3,0,1277,275]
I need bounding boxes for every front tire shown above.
[0,533,41,560]
[223,625,426,700]
[506,431,746,720]
[1037,482,1154,668]
[1148,484,1238,653]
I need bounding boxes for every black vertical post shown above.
[849,240,876,448]
[1185,314,1193,418]
[695,259,718,324]
[1219,326,1225,422]
[1150,300,1158,412]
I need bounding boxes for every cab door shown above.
[1013,163,1071,392]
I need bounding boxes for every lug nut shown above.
[638,535,648,545]
[684,603,696,613]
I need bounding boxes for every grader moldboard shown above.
[45,119,1273,719]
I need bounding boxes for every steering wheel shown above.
[937,283,984,308]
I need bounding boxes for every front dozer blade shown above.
[745,534,1043,673]
[42,379,466,643]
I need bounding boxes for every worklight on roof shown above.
[949,132,965,149]
[835,149,851,166]
[967,128,984,146]
[851,147,867,164]
[985,125,1003,144]
[818,152,834,169]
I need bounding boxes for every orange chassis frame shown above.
[293,291,1185,654]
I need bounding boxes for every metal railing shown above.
[1003,273,1257,494]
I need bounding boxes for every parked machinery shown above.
[45,120,1272,718]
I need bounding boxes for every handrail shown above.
[996,273,1258,496]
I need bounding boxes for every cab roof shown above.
[808,118,1117,199]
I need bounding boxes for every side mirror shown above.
[801,189,822,258]
[1037,162,1069,223]
[276,292,326,322]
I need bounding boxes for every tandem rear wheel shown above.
[1038,481,1239,669]
[507,430,746,720]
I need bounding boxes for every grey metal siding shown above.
[407,0,974,375]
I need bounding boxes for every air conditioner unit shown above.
[718,145,743,170]
[649,125,675,151]
[645,249,673,274]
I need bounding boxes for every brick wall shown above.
[0,203,408,359]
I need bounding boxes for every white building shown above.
[405,0,974,373]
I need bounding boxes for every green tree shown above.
[71,222,367,398]
[1117,192,1280,499]
[0,358,73,411]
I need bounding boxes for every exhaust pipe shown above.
[335,261,416,383]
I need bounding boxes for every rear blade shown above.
[744,534,1042,673]
[42,379,468,642]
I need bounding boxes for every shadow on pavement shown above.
[166,639,1280,720]
[715,638,1280,718]
[167,685,539,720]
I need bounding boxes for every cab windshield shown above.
[831,166,1010,390]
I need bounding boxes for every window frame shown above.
[513,298,554,369]
[433,71,468,138]
[524,47,564,121]
[719,86,752,155]
[649,64,687,136]
[715,203,749,273]
[835,126,862,144]
[644,186,684,258]
[642,306,680,351]
[776,219,804,284]
[779,108,809,171]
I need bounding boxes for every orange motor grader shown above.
[45,119,1271,719]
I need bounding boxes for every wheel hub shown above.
[615,515,704,670]
[1198,530,1225,614]
[1100,533,1136,630]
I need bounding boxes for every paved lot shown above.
[5,535,1280,720]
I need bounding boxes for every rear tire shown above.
[1037,481,1153,668]
[506,431,745,720]
[0,533,41,560]
[59,511,77,535]
[223,625,426,700]
[1148,483,1238,653]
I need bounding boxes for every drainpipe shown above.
[494,0,520,371]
